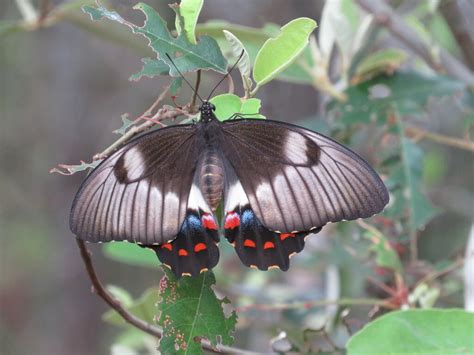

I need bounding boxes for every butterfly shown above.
[70,98,389,277]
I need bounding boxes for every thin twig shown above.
[191,70,201,109]
[355,0,474,86]
[415,256,467,289]
[76,239,163,337]
[405,126,474,153]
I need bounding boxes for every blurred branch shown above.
[236,297,395,313]
[356,0,474,86]
[76,239,163,338]
[405,126,474,153]
[439,0,474,70]
[415,256,466,288]
[14,0,38,22]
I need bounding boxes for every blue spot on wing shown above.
[241,209,258,227]
[180,214,202,233]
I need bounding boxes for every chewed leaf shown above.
[157,269,237,354]
[210,94,265,121]
[133,2,227,75]
[49,160,101,176]
[82,3,227,75]
[253,18,317,89]
[223,30,253,94]
[129,58,169,81]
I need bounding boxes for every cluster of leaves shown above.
[40,0,474,353]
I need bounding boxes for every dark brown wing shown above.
[70,124,199,244]
[218,119,389,233]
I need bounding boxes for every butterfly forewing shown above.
[219,119,389,233]
[70,124,199,244]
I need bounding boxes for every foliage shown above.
[21,0,472,353]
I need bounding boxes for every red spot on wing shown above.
[263,241,275,249]
[280,233,296,241]
[224,211,240,230]
[178,249,188,256]
[161,243,173,251]
[243,239,256,248]
[202,213,218,230]
[194,243,207,252]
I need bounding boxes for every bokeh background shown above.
[1,0,473,354]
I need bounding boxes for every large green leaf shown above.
[103,243,159,269]
[82,3,227,77]
[328,71,465,124]
[347,309,474,354]
[253,18,317,90]
[157,270,237,354]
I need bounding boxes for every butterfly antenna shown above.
[165,53,204,104]
[207,49,245,101]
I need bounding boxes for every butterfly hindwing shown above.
[219,119,389,234]
[145,172,220,277]
[70,124,199,245]
[223,162,317,270]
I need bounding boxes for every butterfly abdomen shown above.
[198,148,224,211]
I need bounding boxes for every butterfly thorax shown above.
[199,101,217,123]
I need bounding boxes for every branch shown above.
[439,0,474,70]
[355,0,474,86]
[76,240,253,354]
[405,126,474,153]
[76,239,163,338]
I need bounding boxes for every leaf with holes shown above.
[157,270,237,354]
[253,18,317,90]
[82,3,227,76]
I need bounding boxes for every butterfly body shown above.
[71,101,389,277]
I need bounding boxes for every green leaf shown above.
[106,285,134,308]
[223,30,253,95]
[129,58,169,81]
[197,21,314,84]
[173,0,203,45]
[210,94,265,121]
[352,48,407,84]
[390,137,439,231]
[157,270,237,354]
[133,3,227,75]
[347,309,474,354]
[253,18,317,89]
[363,231,403,273]
[82,3,227,75]
[328,71,465,125]
[103,287,160,326]
[103,243,159,269]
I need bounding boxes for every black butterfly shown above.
[70,99,389,277]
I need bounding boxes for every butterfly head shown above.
[199,101,217,123]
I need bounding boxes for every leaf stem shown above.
[405,126,474,153]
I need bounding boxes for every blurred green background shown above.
[1,0,473,354]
